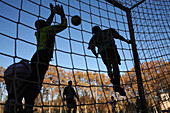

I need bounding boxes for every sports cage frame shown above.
[0,0,169,113]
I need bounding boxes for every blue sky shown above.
[0,0,134,76]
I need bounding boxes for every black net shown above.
[0,0,169,113]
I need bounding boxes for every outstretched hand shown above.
[50,3,65,16]
[55,5,65,16]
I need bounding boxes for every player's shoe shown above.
[114,86,126,96]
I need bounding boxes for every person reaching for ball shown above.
[22,3,67,112]
[88,26,132,96]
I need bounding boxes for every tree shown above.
[122,59,169,112]
[0,59,169,112]
[0,66,6,112]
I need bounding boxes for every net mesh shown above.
[0,0,169,113]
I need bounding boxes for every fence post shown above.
[126,9,148,113]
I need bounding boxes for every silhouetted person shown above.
[88,26,132,96]
[4,59,31,113]
[22,3,67,112]
[110,96,117,113]
[63,81,79,113]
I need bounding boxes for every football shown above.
[71,15,81,26]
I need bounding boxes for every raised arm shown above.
[51,5,67,33]
[110,28,132,44]
[46,3,55,26]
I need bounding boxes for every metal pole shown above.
[130,0,146,10]
[126,9,148,113]
[105,0,147,112]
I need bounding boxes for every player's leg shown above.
[15,79,31,112]
[15,82,26,113]
[68,108,71,113]
[105,61,114,83]
[4,82,24,113]
[136,106,139,113]
[25,61,49,103]
[4,77,18,113]
[110,47,121,85]
[30,50,50,82]
[5,76,15,99]
[5,80,29,112]
[23,86,39,112]
[100,50,114,84]
[112,60,126,96]
[72,99,77,113]
[24,50,50,110]
[112,108,114,113]
[67,99,72,113]
[23,52,41,111]
[112,62,120,86]
[73,106,77,113]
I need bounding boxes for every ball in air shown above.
[71,15,81,26]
